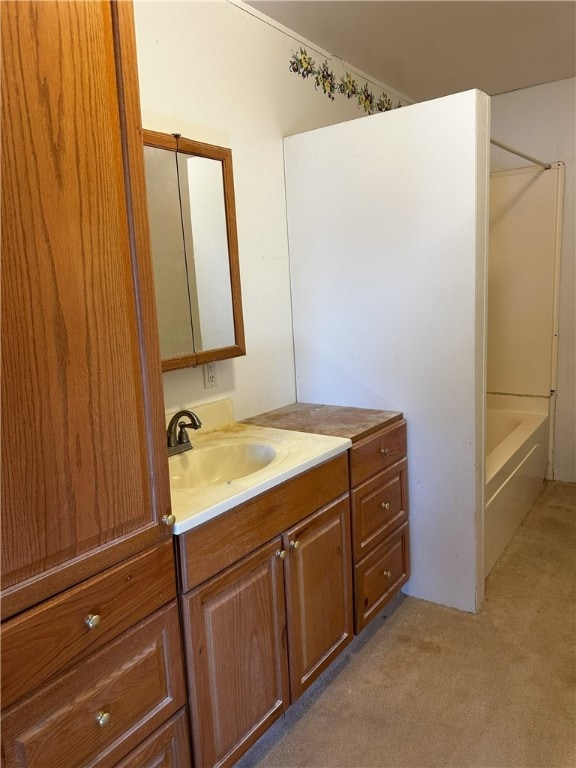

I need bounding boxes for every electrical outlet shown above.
[203,362,217,389]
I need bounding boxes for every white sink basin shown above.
[169,441,277,489]
[167,421,351,535]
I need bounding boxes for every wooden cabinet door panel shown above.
[1,603,186,768]
[182,539,289,768]
[283,496,353,700]
[0,0,170,618]
[114,709,192,768]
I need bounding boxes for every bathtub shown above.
[484,406,549,576]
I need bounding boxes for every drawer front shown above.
[354,522,410,633]
[114,709,192,768]
[351,459,408,561]
[1,602,186,768]
[1,541,176,709]
[349,421,407,487]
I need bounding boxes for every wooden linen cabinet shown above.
[1,2,190,765]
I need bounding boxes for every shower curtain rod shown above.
[490,138,551,170]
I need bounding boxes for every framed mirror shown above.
[142,130,245,371]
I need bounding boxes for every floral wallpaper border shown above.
[289,47,402,114]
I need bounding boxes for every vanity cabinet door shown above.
[283,496,353,700]
[181,538,290,768]
[1,0,171,619]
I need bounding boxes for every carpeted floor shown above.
[237,481,576,768]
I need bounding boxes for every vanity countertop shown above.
[242,402,403,442]
[169,422,350,535]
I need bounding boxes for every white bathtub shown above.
[484,407,549,576]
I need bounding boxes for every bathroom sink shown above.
[169,441,277,489]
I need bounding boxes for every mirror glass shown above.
[143,130,245,370]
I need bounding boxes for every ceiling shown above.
[245,1,576,102]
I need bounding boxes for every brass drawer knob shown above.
[380,447,390,455]
[162,514,176,527]
[96,711,111,727]
[275,549,286,560]
[289,539,300,550]
[383,570,392,578]
[85,613,101,630]
[381,502,390,510]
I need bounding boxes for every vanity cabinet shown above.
[176,454,352,768]
[1,2,189,765]
[243,404,411,633]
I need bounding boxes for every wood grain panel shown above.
[283,497,353,700]
[0,0,171,618]
[114,709,192,768]
[354,522,411,632]
[1,602,186,768]
[176,454,349,592]
[182,539,289,768]
[1,541,177,709]
[349,420,407,486]
[351,458,409,561]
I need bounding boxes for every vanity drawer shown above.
[1,602,186,768]
[1,541,177,709]
[351,459,409,561]
[114,709,192,768]
[349,420,407,487]
[354,521,410,633]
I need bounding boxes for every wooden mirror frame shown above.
[143,129,246,371]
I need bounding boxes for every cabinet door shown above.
[1,1,171,618]
[283,496,353,700]
[182,538,289,768]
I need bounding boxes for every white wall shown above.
[133,0,408,420]
[285,91,491,612]
[491,78,575,481]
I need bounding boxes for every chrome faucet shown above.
[167,410,202,456]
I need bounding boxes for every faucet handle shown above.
[177,421,193,444]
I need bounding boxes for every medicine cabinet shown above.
[143,130,245,370]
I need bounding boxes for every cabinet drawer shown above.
[1,602,186,768]
[354,522,410,633]
[349,420,406,487]
[113,709,191,768]
[351,459,408,561]
[1,541,176,709]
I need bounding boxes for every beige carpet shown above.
[237,481,576,768]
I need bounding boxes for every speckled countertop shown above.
[242,402,403,442]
